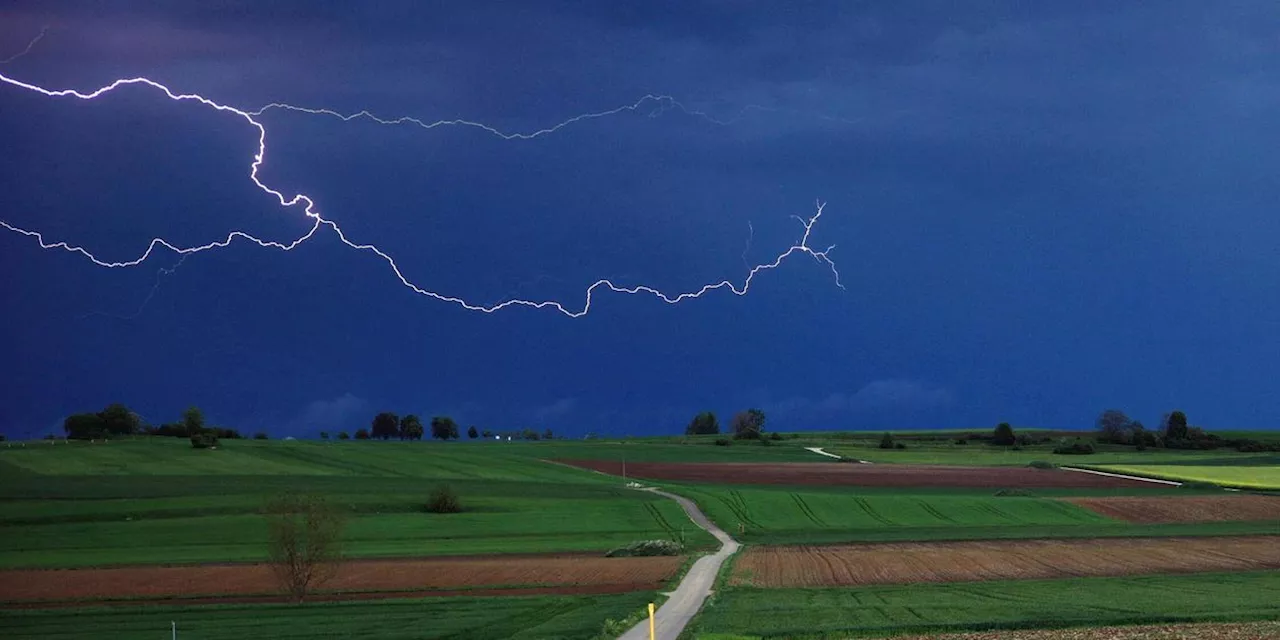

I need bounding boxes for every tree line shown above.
[327,412,556,443]
[684,408,772,441]
[61,404,268,446]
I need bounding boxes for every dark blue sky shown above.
[3,1,1279,438]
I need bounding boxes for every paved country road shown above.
[618,487,739,640]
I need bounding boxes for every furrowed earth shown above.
[1065,494,1280,523]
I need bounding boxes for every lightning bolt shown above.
[0,26,49,65]
[0,71,843,318]
[80,256,188,321]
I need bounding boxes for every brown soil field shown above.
[732,535,1280,587]
[1066,494,1280,523]
[0,554,682,605]
[895,621,1280,640]
[557,460,1161,488]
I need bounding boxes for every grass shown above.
[0,591,655,639]
[689,571,1280,639]
[1088,463,1280,490]
[0,440,719,568]
[661,483,1277,546]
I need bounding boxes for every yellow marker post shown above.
[648,602,656,640]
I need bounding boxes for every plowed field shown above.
[732,535,1280,587]
[557,460,1162,488]
[0,554,682,605]
[1067,494,1280,523]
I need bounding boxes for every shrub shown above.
[190,432,218,449]
[992,422,1016,446]
[769,432,783,441]
[994,488,1036,497]
[605,539,682,557]
[713,438,732,447]
[878,432,895,449]
[1028,460,1057,469]
[954,438,967,445]
[425,485,463,513]
[894,442,907,449]
[1052,442,1095,455]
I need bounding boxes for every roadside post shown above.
[648,602,655,639]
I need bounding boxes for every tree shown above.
[399,415,424,441]
[354,428,371,440]
[467,425,479,439]
[685,411,720,436]
[992,422,1016,446]
[183,406,206,436]
[481,429,494,439]
[730,409,766,440]
[337,431,350,440]
[879,432,895,449]
[1096,409,1133,444]
[319,431,329,441]
[371,412,399,440]
[98,403,141,436]
[542,427,554,441]
[263,492,346,603]
[63,413,105,440]
[1165,410,1189,441]
[521,428,540,441]
[431,416,460,440]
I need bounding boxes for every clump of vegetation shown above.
[263,492,346,603]
[954,438,968,445]
[769,432,784,441]
[686,411,720,435]
[994,488,1036,497]
[730,408,766,440]
[1028,460,1057,469]
[1180,481,1221,491]
[879,432,895,449]
[605,539,683,557]
[713,438,732,447]
[1053,442,1096,455]
[425,485,463,513]
[190,432,218,449]
[992,422,1017,446]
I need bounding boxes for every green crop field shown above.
[0,591,653,640]
[1090,462,1280,490]
[689,571,1280,639]
[662,483,1278,546]
[0,439,721,568]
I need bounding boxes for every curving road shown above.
[618,487,739,640]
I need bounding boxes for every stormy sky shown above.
[3,1,1279,437]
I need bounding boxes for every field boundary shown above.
[1060,466,1182,486]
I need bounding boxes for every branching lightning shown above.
[0,70,843,318]
[0,25,48,65]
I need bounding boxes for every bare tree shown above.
[263,492,346,603]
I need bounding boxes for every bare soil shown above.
[731,535,1280,587]
[557,460,1162,488]
[1066,494,1280,523]
[894,621,1280,640]
[0,554,683,606]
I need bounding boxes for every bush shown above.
[425,485,463,513]
[1028,460,1057,469]
[713,438,731,447]
[894,442,907,449]
[992,422,1016,446]
[878,432,895,449]
[954,438,967,445]
[994,488,1036,497]
[190,432,218,449]
[769,432,783,441]
[605,539,682,557]
[1052,442,1095,455]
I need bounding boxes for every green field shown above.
[1091,461,1280,490]
[662,483,1279,546]
[690,571,1280,639]
[0,439,718,568]
[0,591,653,640]
[818,442,1267,467]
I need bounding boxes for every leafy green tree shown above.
[879,432,895,449]
[354,428,371,440]
[521,428,540,441]
[1096,409,1132,443]
[337,431,350,440]
[730,409,766,440]
[183,406,206,436]
[63,413,105,440]
[431,416,460,440]
[542,427,554,440]
[467,425,479,439]
[685,411,720,435]
[370,412,399,440]
[399,414,425,440]
[98,403,141,436]
[992,422,1017,446]
[1165,410,1189,440]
